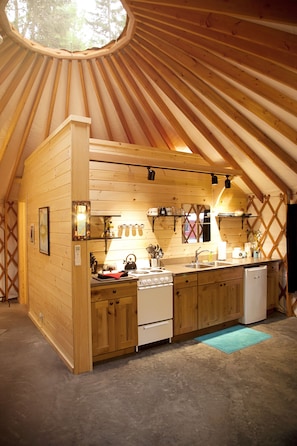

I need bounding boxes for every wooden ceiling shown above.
[0,0,296,202]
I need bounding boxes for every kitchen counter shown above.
[91,274,138,287]
[166,257,281,275]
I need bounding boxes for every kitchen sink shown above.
[206,260,233,267]
[184,263,212,269]
[185,260,233,269]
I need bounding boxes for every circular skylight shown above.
[5,0,127,52]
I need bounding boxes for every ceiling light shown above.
[147,167,155,181]
[225,175,231,189]
[211,173,218,185]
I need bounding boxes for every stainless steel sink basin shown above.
[206,261,233,267]
[184,263,212,269]
[185,260,233,269]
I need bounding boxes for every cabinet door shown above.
[91,299,115,356]
[174,285,198,335]
[267,263,279,310]
[198,283,222,329]
[115,296,138,350]
[221,278,243,322]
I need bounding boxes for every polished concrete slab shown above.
[0,303,296,446]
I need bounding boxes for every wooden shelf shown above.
[148,214,185,232]
[90,214,121,253]
[217,214,257,229]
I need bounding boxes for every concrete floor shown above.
[0,303,297,446]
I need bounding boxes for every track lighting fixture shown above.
[147,167,155,181]
[211,173,218,185]
[225,175,231,189]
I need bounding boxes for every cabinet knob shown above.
[116,300,120,304]
[113,289,117,294]
[109,301,114,305]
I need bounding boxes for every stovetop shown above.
[128,267,173,286]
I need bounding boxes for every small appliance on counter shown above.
[232,247,243,259]
[124,253,137,270]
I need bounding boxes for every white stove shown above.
[129,268,173,350]
[128,268,173,287]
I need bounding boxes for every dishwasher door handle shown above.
[142,321,170,330]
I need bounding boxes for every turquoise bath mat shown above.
[195,325,272,354]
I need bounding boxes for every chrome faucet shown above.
[195,248,210,263]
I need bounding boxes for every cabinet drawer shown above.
[174,273,197,287]
[91,281,137,302]
[198,266,243,285]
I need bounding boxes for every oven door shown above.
[137,283,173,325]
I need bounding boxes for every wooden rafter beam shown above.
[5,57,53,200]
[128,41,264,200]
[86,59,113,140]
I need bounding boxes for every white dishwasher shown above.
[240,265,267,324]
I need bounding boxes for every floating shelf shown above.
[90,214,121,253]
[217,213,257,230]
[147,215,185,232]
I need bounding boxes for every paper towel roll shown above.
[218,242,226,260]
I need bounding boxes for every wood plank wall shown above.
[88,161,248,269]
[18,116,92,373]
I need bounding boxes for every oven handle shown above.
[141,321,170,329]
[138,283,173,290]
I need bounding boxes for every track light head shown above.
[225,175,231,189]
[211,173,218,185]
[147,167,155,181]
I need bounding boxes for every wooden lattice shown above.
[0,206,5,298]
[0,202,19,301]
[247,194,294,316]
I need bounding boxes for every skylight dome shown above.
[5,0,127,52]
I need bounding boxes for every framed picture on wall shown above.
[39,207,50,255]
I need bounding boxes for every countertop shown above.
[90,257,281,285]
[165,257,281,276]
[91,274,138,287]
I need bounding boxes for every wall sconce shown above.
[147,167,155,181]
[225,175,231,189]
[72,201,90,240]
[211,173,218,185]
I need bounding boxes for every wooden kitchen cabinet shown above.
[91,281,137,359]
[174,273,198,335]
[198,267,243,329]
[267,261,280,310]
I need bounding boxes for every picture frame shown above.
[39,207,50,255]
